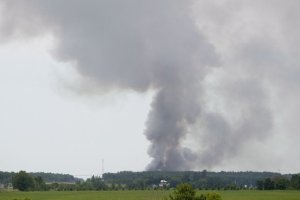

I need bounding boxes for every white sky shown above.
[0,35,152,176]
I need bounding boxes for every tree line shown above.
[12,171,47,191]
[257,174,300,190]
[3,170,300,191]
[102,170,292,190]
[10,171,107,191]
[0,170,80,188]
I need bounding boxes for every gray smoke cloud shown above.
[1,0,300,171]
[0,0,220,171]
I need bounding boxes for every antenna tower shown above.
[101,159,104,177]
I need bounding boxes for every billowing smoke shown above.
[2,0,300,171]
[0,0,220,170]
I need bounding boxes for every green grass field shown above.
[1,190,300,200]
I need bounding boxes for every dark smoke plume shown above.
[0,0,219,170]
[5,0,298,171]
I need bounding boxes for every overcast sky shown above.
[1,0,300,177]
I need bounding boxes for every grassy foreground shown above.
[1,190,300,200]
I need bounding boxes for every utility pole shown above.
[101,159,104,178]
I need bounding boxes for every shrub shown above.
[167,183,222,200]
[169,183,196,200]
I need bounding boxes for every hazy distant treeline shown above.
[1,170,300,191]
[0,171,81,187]
[257,175,300,190]
[102,171,296,190]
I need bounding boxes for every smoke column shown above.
[0,0,220,170]
[4,0,295,171]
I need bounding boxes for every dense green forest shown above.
[102,171,292,189]
[1,170,300,191]
[0,171,81,187]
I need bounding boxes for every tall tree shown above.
[264,178,275,190]
[33,176,47,191]
[12,171,34,191]
[291,174,300,189]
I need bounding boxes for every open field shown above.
[1,190,300,200]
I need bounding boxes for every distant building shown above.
[0,183,4,189]
[152,180,170,190]
[159,180,170,189]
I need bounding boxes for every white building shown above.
[159,180,169,189]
